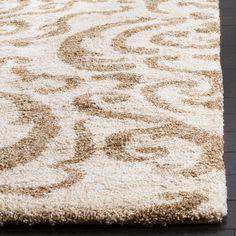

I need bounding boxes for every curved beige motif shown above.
[104,119,224,177]
[142,80,222,113]
[73,93,165,123]
[150,30,219,49]
[12,67,83,94]
[112,24,160,54]
[195,22,219,33]
[184,97,222,110]
[92,73,141,89]
[0,93,59,171]
[102,93,130,104]
[0,0,29,16]
[1,4,132,46]
[0,0,75,20]
[0,20,28,35]
[143,80,196,113]
[193,54,219,61]
[0,167,83,198]
[178,1,217,9]
[58,18,156,72]
[57,121,96,165]
[37,13,77,39]
[0,121,95,197]
[144,0,169,13]
[190,12,214,20]
[112,18,186,54]
[145,57,223,97]
[0,56,31,66]
[39,3,131,39]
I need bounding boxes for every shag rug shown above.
[0,0,227,225]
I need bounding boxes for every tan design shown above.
[0,93,59,171]
[190,12,214,20]
[178,1,217,9]
[92,73,141,89]
[144,0,169,13]
[184,97,223,110]
[112,18,186,54]
[142,80,197,113]
[104,119,224,176]
[12,67,83,94]
[195,22,219,33]
[0,0,226,225]
[0,121,94,197]
[58,18,157,71]
[0,20,28,35]
[193,54,219,61]
[102,93,130,104]
[150,31,219,49]
[142,79,223,113]
[0,4,131,46]
[0,0,29,16]
[144,57,222,97]
[73,93,165,123]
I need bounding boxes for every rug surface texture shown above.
[0,0,227,225]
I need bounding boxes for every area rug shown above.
[0,0,227,225]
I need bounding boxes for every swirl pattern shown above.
[0,0,226,225]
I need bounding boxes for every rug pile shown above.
[0,0,227,225]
